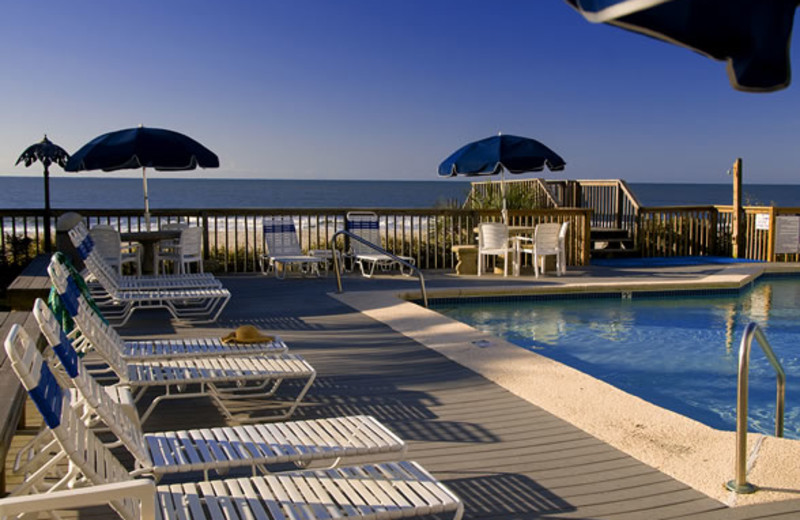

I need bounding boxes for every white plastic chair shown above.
[477,222,513,277]
[530,222,565,277]
[3,325,463,520]
[557,221,569,275]
[345,211,415,277]
[155,225,204,274]
[261,216,326,278]
[89,225,141,275]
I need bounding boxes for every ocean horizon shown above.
[0,176,798,210]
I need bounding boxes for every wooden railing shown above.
[571,179,642,234]
[469,178,642,234]
[467,178,559,209]
[637,206,719,257]
[6,200,800,273]
[0,207,592,274]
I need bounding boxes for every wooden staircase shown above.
[590,228,639,259]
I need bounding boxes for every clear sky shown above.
[2,1,799,183]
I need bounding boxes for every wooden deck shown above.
[6,270,800,518]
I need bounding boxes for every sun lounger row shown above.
[48,260,286,361]
[1,281,464,520]
[68,221,229,324]
[3,324,463,520]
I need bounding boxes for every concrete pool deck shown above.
[332,261,800,507]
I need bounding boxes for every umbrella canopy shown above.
[16,135,70,252]
[438,134,566,224]
[65,126,219,230]
[566,0,799,92]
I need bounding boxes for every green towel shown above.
[48,252,108,335]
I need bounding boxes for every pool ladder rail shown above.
[329,230,428,307]
[726,322,785,494]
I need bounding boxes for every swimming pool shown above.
[430,276,800,439]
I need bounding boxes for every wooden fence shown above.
[0,207,592,274]
[5,200,799,273]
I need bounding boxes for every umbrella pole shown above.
[142,166,151,231]
[501,168,508,226]
[43,164,52,253]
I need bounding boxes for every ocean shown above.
[0,176,799,210]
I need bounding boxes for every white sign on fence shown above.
[775,216,800,254]
[755,213,771,231]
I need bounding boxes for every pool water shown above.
[431,277,800,439]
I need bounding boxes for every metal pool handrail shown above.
[330,230,428,307]
[726,322,785,494]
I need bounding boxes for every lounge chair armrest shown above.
[0,480,156,520]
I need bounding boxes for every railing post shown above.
[709,209,718,256]
[732,158,744,259]
[201,212,210,261]
[767,206,777,262]
[615,182,623,230]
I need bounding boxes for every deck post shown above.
[767,206,777,261]
[732,158,744,259]
[615,182,623,230]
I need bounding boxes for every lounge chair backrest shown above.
[263,216,303,256]
[534,222,561,254]
[478,222,509,250]
[4,325,141,520]
[67,228,125,296]
[346,211,383,255]
[33,299,152,467]
[49,258,129,374]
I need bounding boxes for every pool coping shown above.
[332,262,800,507]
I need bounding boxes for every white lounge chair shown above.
[40,282,287,361]
[345,211,415,277]
[51,251,231,326]
[39,282,317,424]
[2,326,463,520]
[71,221,220,291]
[261,216,326,279]
[477,222,513,277]
[8,324,407,483]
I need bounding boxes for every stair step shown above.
[590,248,641,259]
[590,228,630,240]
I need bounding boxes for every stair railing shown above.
[330,230,428,307]
[725,322,785,494]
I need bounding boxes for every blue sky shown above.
[2,1,799,183]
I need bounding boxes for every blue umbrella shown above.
[566,0,799,92]
[65,126,219,230]
[438,134,566,224]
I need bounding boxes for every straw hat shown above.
[221,325,274,344]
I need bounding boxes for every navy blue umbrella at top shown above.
[66,126,218,230]
[566,0,799,92]
[438,134,566,224]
